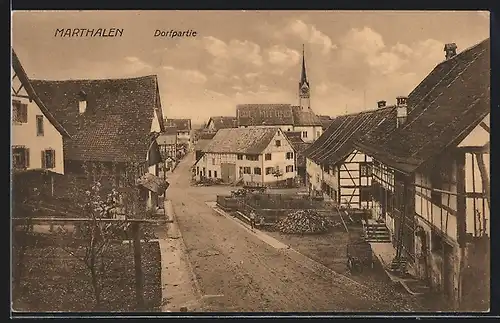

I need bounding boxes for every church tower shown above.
[298,44,310,110]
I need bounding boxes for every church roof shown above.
[236,104,322,127]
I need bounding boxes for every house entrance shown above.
[221,163,236,183]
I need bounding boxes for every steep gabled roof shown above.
[304,106,397,165]
[355,38,490,174]
[203,127,281,154]
[166,118,191,131]
[237,104,294,126]
[292,106,322,126]
[207,116,238,130]
[11,50,71,138]
[31,75,162,163]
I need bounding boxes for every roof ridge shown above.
[331,105,396,119]
[30,74,158,83]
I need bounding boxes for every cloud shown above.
[266,45,301,67]
[340,27,385,55]
[366,51,406,75]
[276,19,337,55]
[203,36,263,69]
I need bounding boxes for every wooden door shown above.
[221,163,236,183]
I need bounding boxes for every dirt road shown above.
[167,154,413,312]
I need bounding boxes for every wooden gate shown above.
[221,163,236,183]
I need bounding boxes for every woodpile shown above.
[275,210,337,234]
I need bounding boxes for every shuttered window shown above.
[13,146,29,169]
[42,149,56,169]
[12,100,28,123]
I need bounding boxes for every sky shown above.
[12,10,490,124]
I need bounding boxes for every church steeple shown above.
[299,44,310,110]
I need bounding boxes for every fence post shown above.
[132,222,145,310]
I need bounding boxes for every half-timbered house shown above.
[11,49,72,209]
[355,39,490,310]
[194,127,296,186]
[304,102,397,208]
[31,74,167,215]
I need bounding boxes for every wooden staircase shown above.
[363,221,391,243]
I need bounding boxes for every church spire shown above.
[299,44,310,110]
[300,44,309,86]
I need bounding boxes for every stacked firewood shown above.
[275,210,337,234]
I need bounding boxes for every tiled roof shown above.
[11,50,71,138]
[207,116,238,130]
[355,38,490,173]
[157,132,177,146]
[163,126,178,135]
[197,131,217,140]
[304,106,397,165]
[203,127,279,154]
[236,104,322,127]
[166,118,191,131]
[195,139,213,152]
[318,115,334,129]
[284,131,310,167]
[30,75,163,163]
[292,106,322,126]
[237,104,294,126]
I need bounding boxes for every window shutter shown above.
[41,150,46,169]
[21,103,28,123]
[52,149,56,168]
[25,148,30,168]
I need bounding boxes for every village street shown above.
[166,153,415,312]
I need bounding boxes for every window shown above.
[254,167,261,175]
[265,167,274,175]
[286,165,294,173]
[430,168,444,205]
[246,154,259,161]
[208,170,212,177]
[42,149,55,169]
[203,167,206,176]
[36,115,44,136]
[360,163,372,177]
[237,154,243,160]
[316,131,321,138]
[243,167,251,174]
[214,171,217,178]
[287,128,291,132]
[302,131,308,138]
[265,153,272,161]
[212,158,215,165]
[12,100,28,123]
[12,146,29,169]
[360,186,372,202]
[275,140,281,147]
[286,152,294,160]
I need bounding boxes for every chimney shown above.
[396,96,408,128]
[377,100,387,109]
[78,90,87,114]
[444,43,457,60]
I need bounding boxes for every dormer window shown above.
[78,90,87,114]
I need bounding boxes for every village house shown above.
[204,116,238,132]
[283,131,310,185]
[304,102,397,208]
[11,49,72,206]
[194,131,216,161]
[194,127,297,186]
[157,126,178,176]
[30,74,167,215]
[355,39,490,310]
[235,47,323,143]
[165,118,192,153]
